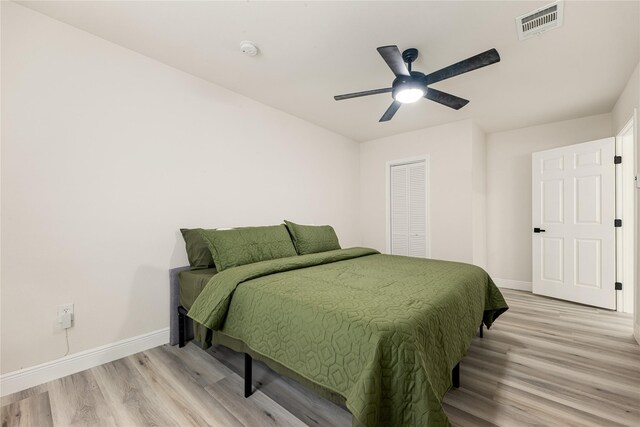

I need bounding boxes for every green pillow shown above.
[180,228,215,269]
[203,225,297,271]
[284,220,341,255]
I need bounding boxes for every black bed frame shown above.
[177,305,484,398]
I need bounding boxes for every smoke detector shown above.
[240,40,259,57]
[516,1,564,41]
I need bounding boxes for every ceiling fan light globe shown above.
[394,88,424,104]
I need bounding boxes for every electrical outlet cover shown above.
[60,312,72,329]
[58,303,74,323]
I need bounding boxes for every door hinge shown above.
[614,155,622,164]
[614,219,622,227]
[615,282,622,290]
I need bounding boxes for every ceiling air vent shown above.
[516,1,564,41]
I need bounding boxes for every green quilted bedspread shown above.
[188,248,508,427]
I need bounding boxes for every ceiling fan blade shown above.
[425,88,469,110]
[334,87,392,101]
[425,48,500,85]
[379,100,402,122]
[377,45,410,77]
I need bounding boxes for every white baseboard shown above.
[494,278,533,292]
[0,327,169,397]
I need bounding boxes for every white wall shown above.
[471,123,487,268]
[1,3,360,374]
[612,63,639,134]
[359,119,480,264]
[611,62,639,341]
[486,114,613,287]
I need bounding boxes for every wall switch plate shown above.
[58,303,74,329]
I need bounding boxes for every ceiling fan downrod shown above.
[401,48,419,72]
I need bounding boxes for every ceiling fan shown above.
[334,46,500,122]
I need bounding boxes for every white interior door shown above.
[389,160,428,257]
[532,137,616,309]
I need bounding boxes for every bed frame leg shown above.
[452,363,460,389]
[479,323,484,338]
[244,353,253,398]
[177,306,187,348]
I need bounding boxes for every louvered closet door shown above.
[390,161,427,257]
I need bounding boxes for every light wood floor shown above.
[2,289,639,426]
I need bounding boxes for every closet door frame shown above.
[385,155,431,258]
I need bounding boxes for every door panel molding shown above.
[532,137,616,309]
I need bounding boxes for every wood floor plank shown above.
[493,383,631,427]
[442,401,498,427]
[493,324,640,369]
[443,387,548,426]
[465,342,640,397]
[143,346,244,426]
[129,351,215,426]
[0,391,53,427]
[463,357,640,423]
[204,375,306,427]
[46,370,116,426]
[1,384,49,407]
[164,342,234,385]
[91,357,180,426]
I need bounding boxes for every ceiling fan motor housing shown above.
[392,71,427,100]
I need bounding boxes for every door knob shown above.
[533,227,546,233]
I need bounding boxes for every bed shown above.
[177,267,217,346]
[171,244,508,427]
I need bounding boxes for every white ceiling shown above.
[18,1,640,141]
